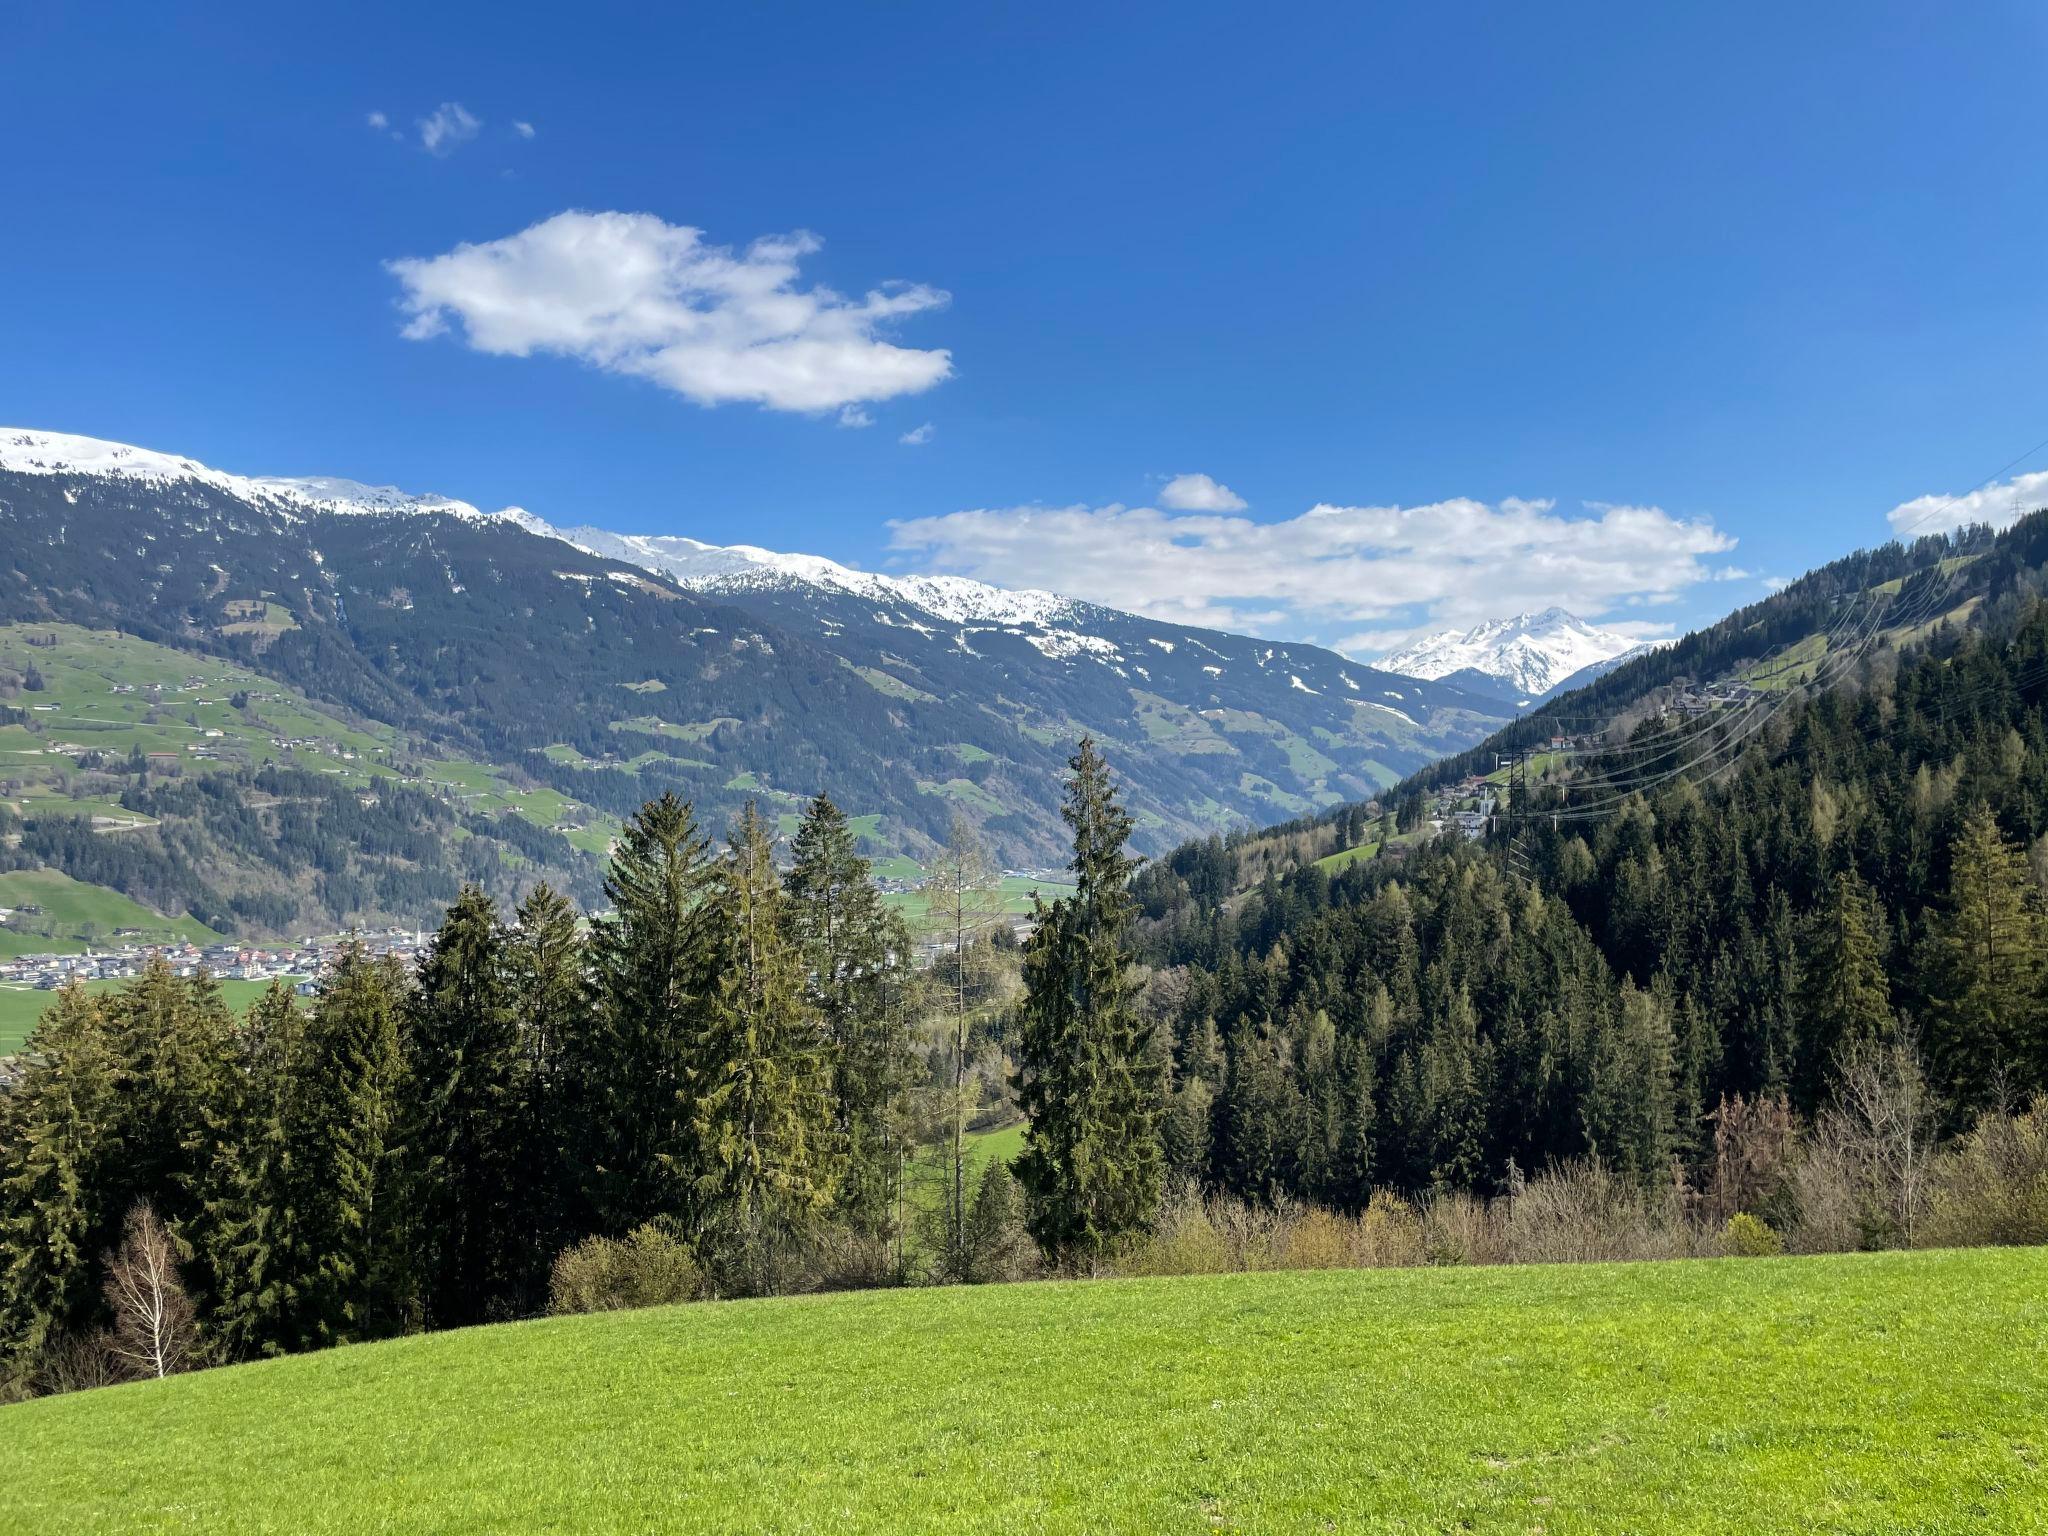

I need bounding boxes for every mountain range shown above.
[0,430,1512,881]
[1378,607,1652,703]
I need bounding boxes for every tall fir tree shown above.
[292,945,411,1348]
[692,804,839,1286]
[198,982,308,1361]
[583,793,716,1233]
[406,886,525,1327]
[0,986,120,1386]
[1797,871,1894,1095]
[1015,738,1163,1264]
[506,881,588,1291]
[1930,805,2048,1110]
[785,795,914,1242]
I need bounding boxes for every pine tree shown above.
[200,982,308,1361]
[1015,739,1163,1264]
[1930,805,2048,1110]
[506,881,588,1294]
[407,886,524,1327]
[0,986,120,1386]
[293,945,411,1347]
[583,793,716,1232]
[786,795,913,1241]
[692,804,839,1287]
[103,957,235,1240]
[1797,871,1893,1094]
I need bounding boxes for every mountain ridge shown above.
[1378,606,1652,700]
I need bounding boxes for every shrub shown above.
[549,1224,705,1315]
[1920,1103,2048,1249]
[1502,1160,1698,1265]
[1276,1207,1355,1271]
[1420,1192,1504,1267]
[1356,1191,1426,1268]
[1118,1184,1234,1277]
[1722,1212,1784,1257]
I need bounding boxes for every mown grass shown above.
[7,1248,2043,1533]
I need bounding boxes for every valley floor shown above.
[6,1248,2043,1534]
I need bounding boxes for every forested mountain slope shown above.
[0,431,1511,883]
[1128,511,2048,1205]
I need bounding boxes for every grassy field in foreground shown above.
[7,1248,2044,1533]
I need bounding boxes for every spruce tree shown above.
[584,792,716,1232]
[407,886,524,1327]
[103,958,235,1241]
[786,794,913,1241]
[1930,805,2047,1109]
[200,982,308,1361]
[1797,871,1893,1095]
[692,804,838,1286]
[506,881,588,1292]
[0,986,120,1385]
[293,945,411,1347]
[1015,738,1163,1264]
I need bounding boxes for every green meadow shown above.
[0,975,299,1056]
[6,1247,2042,1533]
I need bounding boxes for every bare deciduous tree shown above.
[103,1202,197,1381]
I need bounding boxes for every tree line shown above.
[1132,596,2048,1208]
[0,741,1165,1396]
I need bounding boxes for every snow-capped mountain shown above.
[1377,608,1652,701]
[0,428,1516,859]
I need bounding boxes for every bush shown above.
[1355,1192,1426,1268]
[549,1224,705,1315]
[1920,1103,2048,1249]
[1420,1192,1504,1267]
[1118,1184,1236,1277]
[1501,1160,1698,1265]
[1722,1212,1784,1257]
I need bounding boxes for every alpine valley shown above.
[0,429,1510,939]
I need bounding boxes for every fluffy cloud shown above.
[899,422,934,446]
[418,102,481,155]
[889,495,1738,655]
[513,120,536,139]
[387,211,953,414]
[366,111,389,131]
[1886,470,2048,538]
[1158,472,1246,512]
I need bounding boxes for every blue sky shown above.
[4,1,2045,653]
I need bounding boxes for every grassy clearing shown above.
[6,1248,2043,1533]
[1313,840,1380,873]
[0,976,299,1056]
[0,870,217,960]
[880,874,1074,927]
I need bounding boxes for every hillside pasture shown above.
[5,1248,2043,1533]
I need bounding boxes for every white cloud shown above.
[1762,576,1792,591]
[513,120,536,139]
[1158,472,1246,512]
[418,102,482,156]
[889,495,1737,655]
[838,406,873,429]
[366,111,389,130]
[1886,469,2048,538]
[899,422,934,446]
[387,211,953,415]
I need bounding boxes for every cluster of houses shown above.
[1663,679,1762,720]
[0,928,432,1000]
[1426,776,1499,842]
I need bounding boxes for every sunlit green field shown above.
[0,974,299,1055]
[7,1248,2043,1533]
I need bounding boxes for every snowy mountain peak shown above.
[0,428,1086,629]
[0,429,492,522]
[512,513,1083,627]
[1377,609,1650,698]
